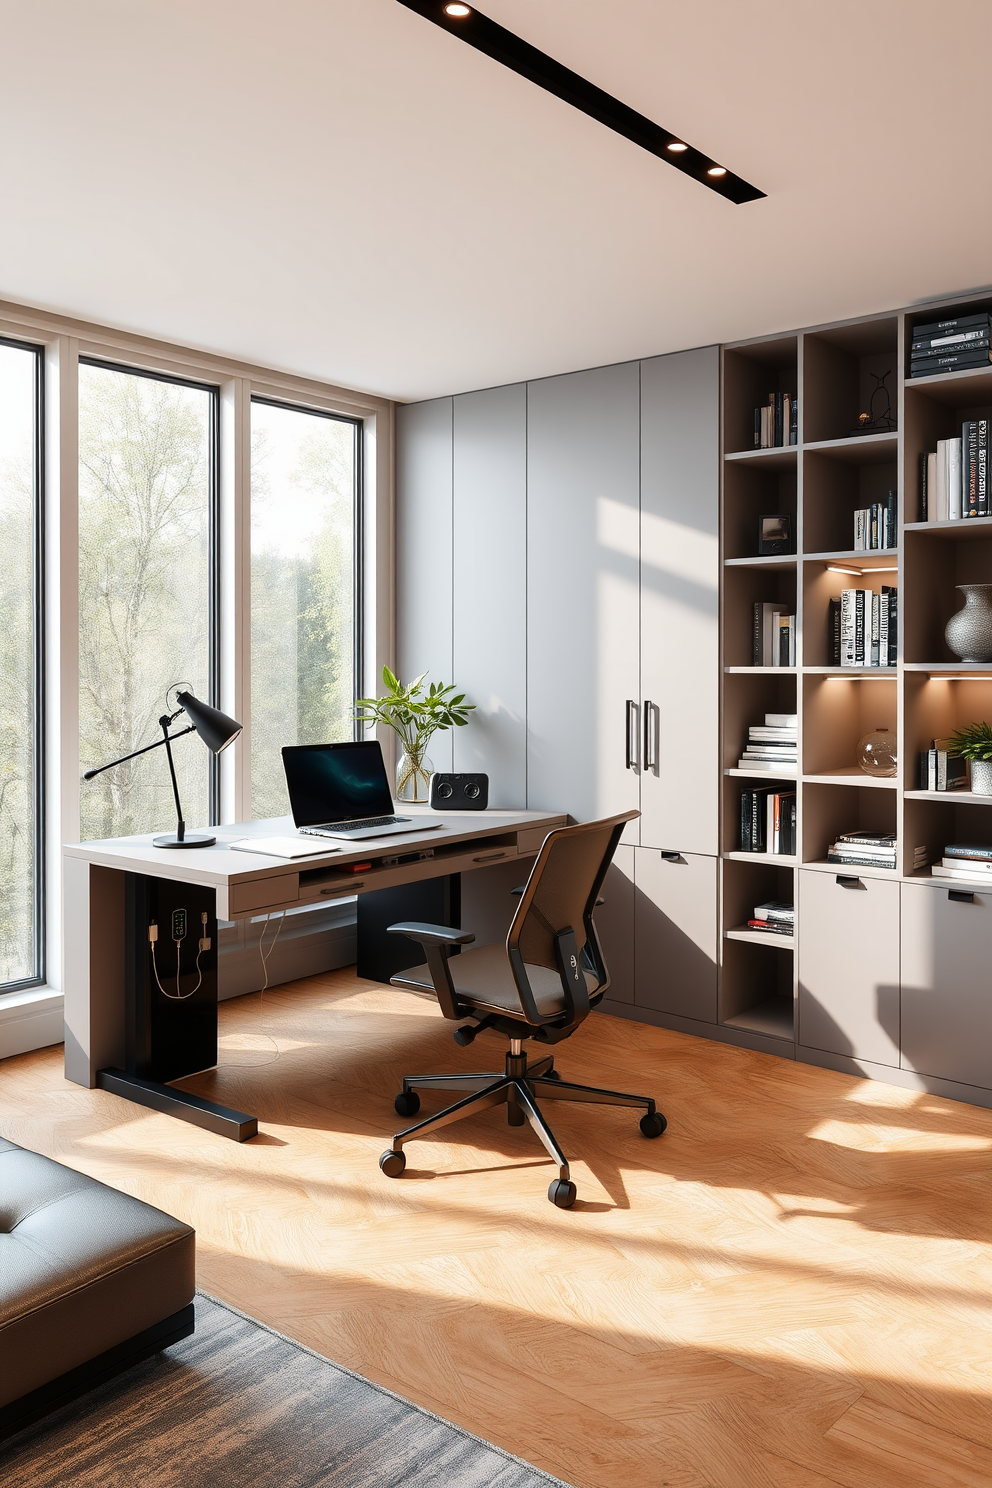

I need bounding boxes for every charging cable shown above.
[216,912,284,1069]
[148,912,210,1000]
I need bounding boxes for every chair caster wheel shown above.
[640,1112,667,1138]
[394,1090,421,1118]
[548,1179,577,1208]
[379,1149,406,1178]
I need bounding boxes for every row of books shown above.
[737,713,797,773]
[919,740,967,792]
[827,832,928,871]
[932,843,992,882]
[752,603,796,666]
[747,900,794,938]
[853,492,897,550]
[919,421,989,520]
[910,312,992,378]
[827,588,897,668]
[753,392,798,448]
[739,788,796,855]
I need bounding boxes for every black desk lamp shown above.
[83,689,242,848]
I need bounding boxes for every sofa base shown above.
[0,1302,195,1441]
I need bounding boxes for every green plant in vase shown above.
[945,721,992,796]
[354,666,475,803]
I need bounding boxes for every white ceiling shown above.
[2,1,991,402]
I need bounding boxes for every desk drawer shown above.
[229,875,300,915]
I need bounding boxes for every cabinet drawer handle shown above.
[321,882,363,894]
[644,700,658,773]
[948,889,976,904]
[835,875,864,889]
[625,699,638,770]
[473,851,507,863]
[661,850,684,864]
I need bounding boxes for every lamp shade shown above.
[175,691,242,754]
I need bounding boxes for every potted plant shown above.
[354,667,475,803]
[946,721,992,795]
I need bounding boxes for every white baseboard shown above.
[0,989,65,1060]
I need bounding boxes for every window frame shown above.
[0,334,46,993]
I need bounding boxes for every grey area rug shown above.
[0,1293,573,1488]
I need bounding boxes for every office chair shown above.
[378,810,666,1208]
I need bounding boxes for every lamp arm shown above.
[160,719,186,843]
[81,724,196,781]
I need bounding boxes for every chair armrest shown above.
[387,921,476,948]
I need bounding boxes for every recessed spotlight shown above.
[444,3,471,14]
[707,166,727,177]
[667,141,688,152]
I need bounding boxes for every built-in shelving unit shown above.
[721,294,992,1050]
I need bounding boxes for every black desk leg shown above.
[357,874,461,983]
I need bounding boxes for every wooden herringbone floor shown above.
[3,969,992,1488]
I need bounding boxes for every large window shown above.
[0,340,43,991]
[250,399,360,819]
[78,361,217,841]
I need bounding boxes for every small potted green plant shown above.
[946,721,992,795]
[354,667,475,803]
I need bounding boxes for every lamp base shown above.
[152,833,216,849]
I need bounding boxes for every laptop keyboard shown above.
[302,816,405,834]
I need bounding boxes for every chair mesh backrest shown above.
[508,816,625,976]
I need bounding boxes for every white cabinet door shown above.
[634,847,718,1022]
[526,363,640,834]
[639,348,720,854]
[798,868,900,1066]
[901,880,992,1090]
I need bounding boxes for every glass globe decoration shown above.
[857,728,897,778]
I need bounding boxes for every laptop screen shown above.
[281,741,394,826]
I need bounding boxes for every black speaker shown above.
[430,772,489,810]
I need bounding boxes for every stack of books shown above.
[752,602,796,666]
[753,392,798,448]
[827,587,897,667]
[853,492,897,550]
[920,420,989,519]
[932,844,992,882]
[737,713,798,773]
[739,788,796,855]
[747,901,794,938]
[910,312,992,379]
[826,833,927,871]
[918,740,968,792]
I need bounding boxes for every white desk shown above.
[62,807,566,1138]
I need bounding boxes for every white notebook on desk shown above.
[229,836,342,859]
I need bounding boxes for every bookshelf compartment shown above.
[720,938,794,1041]
[802,319,898,445]
[724,566,797,669]
[723,338,798,456]
[801,782,897,868]
[802,448,898,556]
[724,459,797,561]
[903,798,992,882]
[904,382,992,523]
[903,529,992,664]
[723,858,794,949]
[722,672,796,775]
[802,673,896,780]
[903,672,992,793]
[802,560,899,669]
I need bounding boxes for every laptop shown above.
[281,740,442,840]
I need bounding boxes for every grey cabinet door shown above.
[526,363,640,830]
[634,847,718,1021]
[901,881,992,1090]
[452,385,527,808]
[797,869,900,1066]
[639,349,720,855]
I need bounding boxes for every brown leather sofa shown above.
[0,1136,195,1439]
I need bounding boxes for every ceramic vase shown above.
[945,584,992,663]
[971,758,992,796]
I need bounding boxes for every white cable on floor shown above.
[216,912,284,1068]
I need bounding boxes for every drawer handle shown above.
[661,851,684,864]
[321,882,363,894]
[948,889,976,904]
[473,851,507,864]
[835,875,864,889]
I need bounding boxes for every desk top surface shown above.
[63,806,567,889]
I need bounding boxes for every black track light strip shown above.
[396,1,765,204]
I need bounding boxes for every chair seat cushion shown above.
[0,1137,195,1408]
[392,941,596,1021]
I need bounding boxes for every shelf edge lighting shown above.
[395,1,766,204]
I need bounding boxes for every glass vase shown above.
[857,728,897,778]
[396,747,433,804]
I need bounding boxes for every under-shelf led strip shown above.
[396,1,766,204]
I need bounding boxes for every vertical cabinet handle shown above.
[643,700,658,773]
[625,700,638,770]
